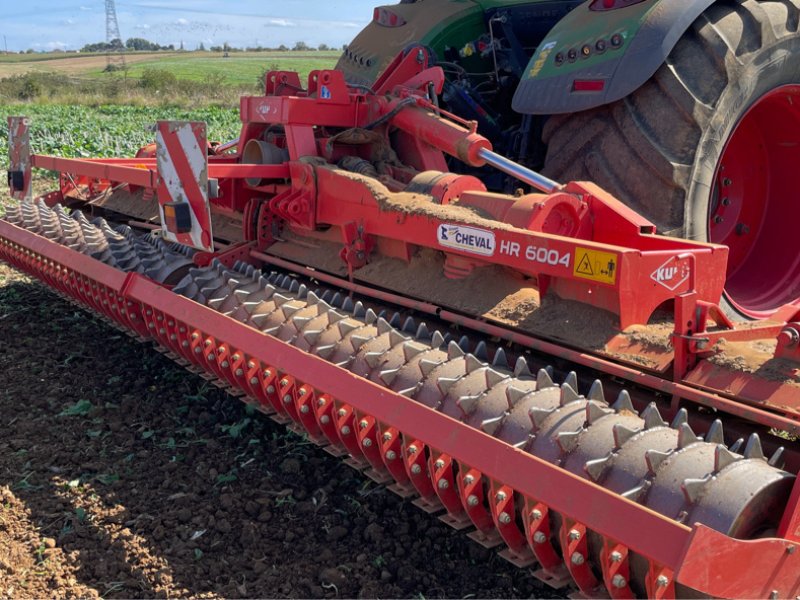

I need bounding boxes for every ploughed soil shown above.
[0,262,562,598]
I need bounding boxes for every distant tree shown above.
[318,43,330,51]
[277,44,288,52]
[293,41,310,51]
[198,42,206,51]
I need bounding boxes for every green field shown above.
[0,104,242,170]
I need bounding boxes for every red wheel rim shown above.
[711,85,800,318]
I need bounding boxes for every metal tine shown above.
[492,347,508,369]
[474,340,488,361]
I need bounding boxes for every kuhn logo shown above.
[651,256,691,291]
[437,224,496,257]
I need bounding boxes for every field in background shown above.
[0,50,340,87]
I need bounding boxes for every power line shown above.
[105,0,126,70]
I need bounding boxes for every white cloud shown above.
[175,18,189,26]
[135,24,151,30]
[265,18,295,28]
[79,6,91,10]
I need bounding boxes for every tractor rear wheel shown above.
[542,0,800,319]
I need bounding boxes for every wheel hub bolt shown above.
[386,450,397,461]
[496,491,507,502]
[438,479,449,490]
[282,394,292,404]
[337,409,347,417]
[363,438,373,448]
[533,532,547,544]
[434,460,445,469]
[320,415,331,425]
[464,475,475,485]
[612,575,627,589]
[250,377,258,385]
[300,405,310,414]
[467,495,479,507]
[610,551,623,562]
[657,575,669,587]
[498,512,512,524]
[408,445,418,455]
[531,509,543,520]
[736,223,751,236]
[359,420,369,429]
[341,425,351,435]
[568,529,581,541]
[571,552,585,566]
[411,464,422,475]
[382,432,392,441]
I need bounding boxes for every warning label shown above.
[573,248,617,285]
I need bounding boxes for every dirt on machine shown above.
[3,1,800,598]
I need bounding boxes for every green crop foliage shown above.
[0,104,242,170]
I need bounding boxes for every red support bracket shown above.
[7,116,31,202]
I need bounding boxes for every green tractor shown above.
[338,0,800,319]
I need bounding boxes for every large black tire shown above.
[541,0,800,318]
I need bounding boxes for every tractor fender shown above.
[512,0,718,115]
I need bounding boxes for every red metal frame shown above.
[1,218,798,598]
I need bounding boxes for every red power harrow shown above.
[2,49,800,598]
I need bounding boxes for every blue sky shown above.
[2,1,378,51]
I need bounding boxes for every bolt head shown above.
[612,574,626,589]
[411,464,422,475]
[363,438,373,448]
[235,369,244,377]
[282,394,292,404]
[250,377,258,385]
[408,445,418,455]
[656,575,669,587]
[280,379,289,387]
[434,459,445,469]
[495,491,507,502]
[386,450,397,461]
[382,432,392,441]
[318,398,327,406]
[531,509,543,520]
[300,405,310,414]
[437,479,449,490]
[267,386,276,394]
[533,531,547,544]
[464,475,475,485]
[320,415,330,425]
[610,551,623,562]
[498,512,512,525]
[341,425,351,435]
[337,408,347,417]
[359,420,369,429]
[568,529,581,541]
[264,370,271,377]
[220,361,229,368]
[467,495,479,507]
[570,552,585,566]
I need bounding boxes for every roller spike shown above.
[730,438,745,454]
[458,336,471,351]
[536,368,555,390]
[513,356,532,379]
[769,447,786,469]
[465,354,484,374]
[437,377,460,396]
[380,368,400,386]
[320,289,334,303]
[563,371,578,393]
[303,329,324,346]
[402,316,416,333]
[415,323,430,340]
[353,301,366,318]
[292,316,314,330]
[612,390,636,415]
[403,342,427,362]
[584,455,611,482]
[621,482,649,503]
[288,279,301,294]
[281,304,302,319]
[671,408,688,429]
[585,401,612,425]
[335,358,354,369]
[327,310,347,325]
[492,348,508,369]
[706,419,725,445]
[447,341,465,360]
[317,345,336,359]
[744,433,765,460]
[306,291,320,306]
[389,330,407,347]
[613,424,639,449]
[714,445,739,472]
[529,406,554,429]
[645,449,672,475]
[431,331,445,348]
[480,415,505,436]
[208,297,226,310]
[457,394,482,416]
[677,423,701,449]
[251,313,272,329]
[365,308,378,324]
[338,320,362,337]
[641,403,668,430]
[474,341,489,361]
[315,301,332,316]
[560,383,581,406]
[505,386,529,409]
[351,335,372,351]
[273,293,293,307]
[376,318,392,335]
[341,296,355,313]
[398,384,421,398]
[264,326,281,336]
[485,368,507,388]
[556,429,581,453]
[364,351,385,369]
[389,312,402,328]
[330,292,343,308]
[419,358,443,378]
[682,475,711,505]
